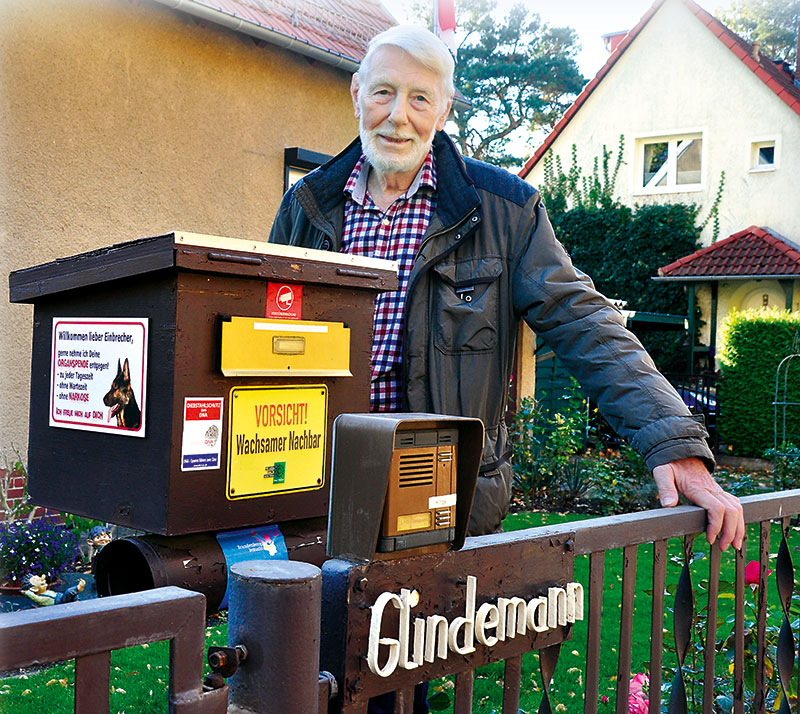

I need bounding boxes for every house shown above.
[520,0,800,372]
[0,0,395,500]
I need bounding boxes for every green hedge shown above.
[551,203,701,372]
[718,309,800,456]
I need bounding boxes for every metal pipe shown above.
[94,519,327,613]
[227,560,322,713]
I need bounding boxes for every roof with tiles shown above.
[188,0,396,63]
[658,226,800,279]
[519,0,800,179]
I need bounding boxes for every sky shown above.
[380,0,734,79]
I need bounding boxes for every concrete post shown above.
[227,560,322,714]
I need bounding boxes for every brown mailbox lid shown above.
[9,231,399,303]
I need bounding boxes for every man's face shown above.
[352,45,452,178]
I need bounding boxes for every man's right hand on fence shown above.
[652,456,745,551]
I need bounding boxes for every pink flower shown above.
[628,694,648,714]
[629,673,649,697]
[601,695,609,704]
[628,673,649,714]
[744,560,773,587]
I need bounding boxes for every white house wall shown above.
[696,280,800,349]
[525,0,800,247]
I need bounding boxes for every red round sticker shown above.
[276,285,294,311]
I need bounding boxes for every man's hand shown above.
[652,456,745,551]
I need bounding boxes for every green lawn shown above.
[1,512,795,714]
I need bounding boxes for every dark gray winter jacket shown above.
[269,131,714,535]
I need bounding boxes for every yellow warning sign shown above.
[227,385,327,500]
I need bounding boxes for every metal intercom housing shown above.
[327,413,484,564]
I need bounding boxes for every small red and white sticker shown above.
[266,283,302,320]
[181,397,224,471]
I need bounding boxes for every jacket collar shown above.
[303,131,481,230]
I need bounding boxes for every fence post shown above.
[227,560,322,714]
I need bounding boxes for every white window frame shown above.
[632,129,705,195]
[748,135,780,173]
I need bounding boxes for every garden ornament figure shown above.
[269,24,745,553]
[21,574,85,607]
[87,525,112,561]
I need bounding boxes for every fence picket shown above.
[584,551,605,714]
[734,544,745,714]
[503,655,522,714]
[649,539,667,714]
[703,543,721,714]
[75,650,111,713]
[454,670,474,714]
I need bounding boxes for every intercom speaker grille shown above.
[398,452,435,487]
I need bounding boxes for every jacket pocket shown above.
[433,257,503,354]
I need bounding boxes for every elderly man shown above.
[270,25,744,551]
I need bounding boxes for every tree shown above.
[718,0,800,66]
[407,0,585,166]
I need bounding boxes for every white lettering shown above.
[547,587,568,629]
[367,592,402,677]
[424,615,449,662]
[526,596,549,632]
[475,602,499,646]
[497,597,528,640]
[447,575,476,655]
[398,589,418,670]
[567,582,584,622]
[365,576,584,677]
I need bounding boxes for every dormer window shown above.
[635,132,703,194]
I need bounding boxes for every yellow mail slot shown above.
[220,316,351,377]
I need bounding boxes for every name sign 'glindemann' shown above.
[366,575,584,677]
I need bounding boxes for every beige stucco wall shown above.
[525,0,800,247]
[0,0,359,455]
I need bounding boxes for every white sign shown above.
[366,575,584,678]
[50,318,148,437]
[181,398,224,470]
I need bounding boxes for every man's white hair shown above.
[359,25,455,101]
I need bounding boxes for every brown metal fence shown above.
[567,490,798,714]
[1,492,798,714]
[0,586,228,714]
[366,490,800,714]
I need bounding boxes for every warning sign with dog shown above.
[49,317,148,437]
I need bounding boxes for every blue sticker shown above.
[216,524,288,609]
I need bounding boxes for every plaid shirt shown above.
[342,152,437,412]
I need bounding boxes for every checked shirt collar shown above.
[342,151,437,412]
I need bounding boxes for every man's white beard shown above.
[359,123,434,175]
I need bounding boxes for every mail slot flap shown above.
[221,316,351,377]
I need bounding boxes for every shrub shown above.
[0,516,81,584]
[718,309,800,456]
[764,443,800,490]
[511,381,587,507]
[580,445,657,515]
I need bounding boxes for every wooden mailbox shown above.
[9,232,397,535]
